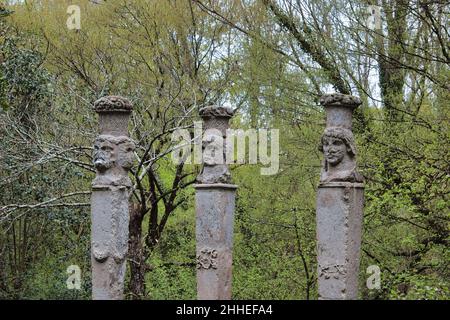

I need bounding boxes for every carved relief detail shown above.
[196,108,233,184]
[94,95,133,112]
[319,127,363,184]
[319,93,362,108]
[92,134,135,187]
[199,105,234,118]
[197,131,231,184]
[318,264,347,280]
[196,248,218,269]
[92,244,127,264]
[92,242,109,263]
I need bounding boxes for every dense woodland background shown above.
[0,0,448,299]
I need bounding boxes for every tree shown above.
[3,0,240,298]
[1,0,448,299]
[194,0,449,299]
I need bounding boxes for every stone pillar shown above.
[195,105,237,300]
[91,96,135,300]
[316,93,364,300]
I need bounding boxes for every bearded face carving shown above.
[92,135,135,186]
[117,140,135,170]
[93,138,116,172]
[195,106,235,185]
[196,129,231,184]
[202,131,224,166]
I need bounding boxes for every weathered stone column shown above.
[316,93,364,300]
[91,96,135,300]
[195,105,237,300]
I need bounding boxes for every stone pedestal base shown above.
[91,186,129,300]
[316,182,364,300]
[195,184,237,300]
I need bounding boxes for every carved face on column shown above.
[93,137,116,172]
[320,127,356,166]
[322,136,346,165]
[202,130,224,166]
[93,136,135,172]
[117,140,135,170]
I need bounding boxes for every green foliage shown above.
[20,249,91,300]
[0,68,7,111]
[1,38,51,108]
[143,205,196,300]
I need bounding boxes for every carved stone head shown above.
[93,137,116,172]
[202,129,224,166]
[196,105,234,184]
[319,127,356,166]
[93,135,135,173]
[117,140,135,170]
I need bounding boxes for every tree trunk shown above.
[128,203,146,299]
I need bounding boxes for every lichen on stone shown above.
[319,93,362,108]
[94,95,133,112]
[199,105,234,118]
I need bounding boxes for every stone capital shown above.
[199,105,234,119]
[319,93,362,109]
[319,93,361,130]
[94,95,133,113]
